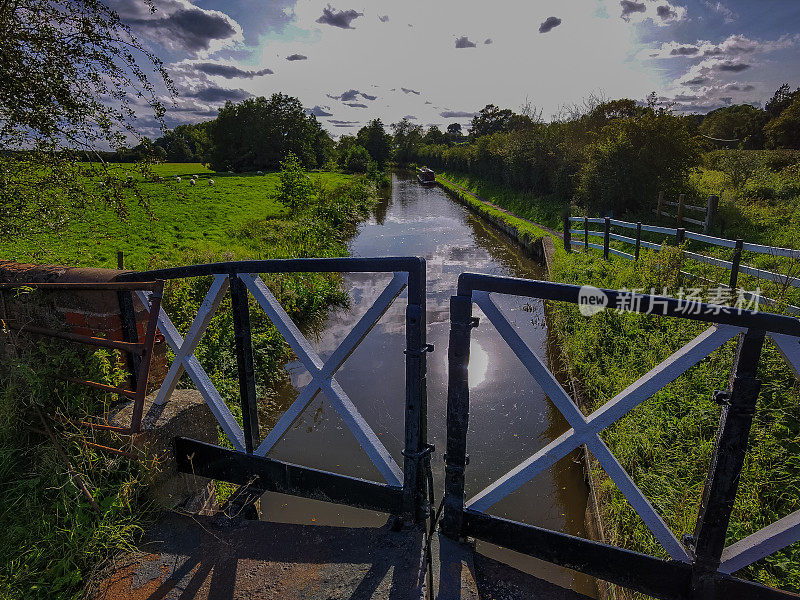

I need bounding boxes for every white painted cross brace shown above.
[137,284,246,452]
[466,290,743,562]
[719,510,800,574]
[239,272,406,487]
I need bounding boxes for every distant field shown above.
[1,163,353,270]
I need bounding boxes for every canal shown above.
[259,172,595,595]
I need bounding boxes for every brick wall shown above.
[0,260,168,390]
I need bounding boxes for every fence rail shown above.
[564,215,800,314]
[654,192,718,231]
[118,257,431,522]
[443,273,800,600]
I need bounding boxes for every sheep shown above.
[257,170,263,175]
[190,179,196,186]
[208,179,214,186]
[175,176,181,182]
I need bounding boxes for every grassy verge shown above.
[437,170,566,231]
[549,246,800,596]
[434,167,799,594]
[0,163,381,599]
[435,175,554,241]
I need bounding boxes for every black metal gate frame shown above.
[120,258,430,522]
[443,272,800,600]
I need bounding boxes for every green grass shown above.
[549,246,800,596]
[0,163,379,599]
[435,175,554,241]
[0,163,354,270]
[437,170,566,230]
[434,163,800,594]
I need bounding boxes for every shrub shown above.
[343,145,370,173]
[273,152,312,214]
[577,109,699,213]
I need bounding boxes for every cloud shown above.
[328,119,360,127]
[619,0,646,20]
[187,86,251,103]
[455,36,477,49]
[484,38,493,45]
[644,34,799,61]
[316,5,363,29]
[346,102,368,108]
[656,5,676,20]
[670,46,699,56]
[189,62,273,78]
[111,0,242,55]
[703,1,737,23]
[378,14,389,22]
[306,105,333,116]
[403,115,418,120]
[286,54,308,61]
[327,89,377,103]
[715,61,750,72]
[538,16,562,33]
[440,110,475,118]
[683,75,712,86]
[401,87,421,95]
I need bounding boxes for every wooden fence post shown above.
[584,217,589,251]
[729,239,743,289]
[677,194,686,225]
[676,228,686,246]
[635,222,642,260]
[563,214,571,252]
[704,195,719,234]
[603,217,610,260]
[656,191,664,217]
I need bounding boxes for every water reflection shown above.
[257,173,595,596]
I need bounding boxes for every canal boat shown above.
[417,166,436,186]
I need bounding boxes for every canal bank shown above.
[434,175,613,600]
[256,172,596,596]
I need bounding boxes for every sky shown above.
[109,0,800,137]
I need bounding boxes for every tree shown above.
[154,123,213,163]
[309,115,336,168]
[699,105,767,149]
[446,123,463,142]
[764,94,800,149]
[577,107,699,213]
[422,126,448,146]
[343,145,371,173]
[391,118,424,164]
[765,83,800,120]
[209,94,316,172]
[273,152,312,214]
[356,119,392,166]
[0,0,173,237]
[469,104,515,137]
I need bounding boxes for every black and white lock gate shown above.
[442,272,800,600]
[119,258,430,522]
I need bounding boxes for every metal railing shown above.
[118,258,431,522]
[564,215,800,314]
[1,280,164,441]
[442,272,800,600]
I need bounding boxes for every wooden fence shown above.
[563,215,800,314]
[655,192,719,233]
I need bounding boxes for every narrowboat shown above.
[417,166,436,186]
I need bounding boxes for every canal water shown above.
[259,173,595,595]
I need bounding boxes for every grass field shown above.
[0,163,354,270]
[0,162,379,599]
